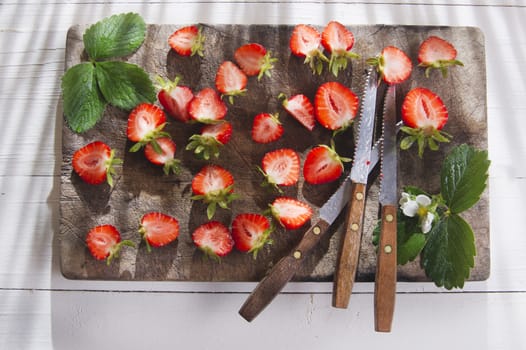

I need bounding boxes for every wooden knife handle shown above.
[239,219,330,322]
[333,182,367,309]
[374,205,397,332]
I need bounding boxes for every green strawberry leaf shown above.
[421,214,476,289]
[441,144,490,214]
[372,212,426,265]
[62,62,107,133]
[396,212,427,265]
[83,13,146,60]
[95,61,156,110]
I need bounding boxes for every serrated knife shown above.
[375,84,397,332]
[238,133,383,322]
[333,68,378,309]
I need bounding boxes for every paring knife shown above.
[374,85,398,332]
[333,68,378,309]
[238,135,383,322]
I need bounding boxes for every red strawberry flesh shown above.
[303,145,345,184]
[270,197,312,230]
[86,224,121,260]
[192,221,234,258]
[315,81,359,131]
[139,212,180,250]
[281,94,316,131]
[402,87,448,130]
[261,148,300,187]
[127,103,167,142]
[251,113,283,144]
[231,213,272,255]
[188,88,228,123]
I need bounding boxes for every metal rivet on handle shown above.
[356,192,364,201]
[386,214,394,223]
[293,250,302,259]
[384,245,392,254]
[351,223,359,231]
[313,226,321,235]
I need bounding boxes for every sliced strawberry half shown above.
[192,221,234,259]
[144,137,181,175]
[215,61,248,104]
[186,121,233,160]
[315,81,359,132]
[367,46,413,85]
[191,165,239,219]
[234,43,277,80]
[231,213,273,258]
[418,36,464,77]
[127,103,170,152]
[86,224,135,265]
[139,212,180,252]
[156,75,194,123]
[303,143,350,185]
[289,24,328,75]
[188,88,228,124]
[269,197,312,230]
[400,87,451,157]
[279,93,316,131]
[251,112,284,144]
[168,25,205,57]
[259,148,300,192]
[321,21,360,77]
[72,141,122,187]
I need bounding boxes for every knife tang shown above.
[239,219,331,322]
[375,204,397,332]
[332,181,367,308]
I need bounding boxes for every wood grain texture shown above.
[374,204,397,332]
[60,24,489,283]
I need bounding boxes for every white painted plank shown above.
[1,289,525,350]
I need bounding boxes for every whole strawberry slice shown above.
[72,141,122,187]
[400,87,451,158]
[269,197,312,230]
[279,93,316,131]
[186,121,232,160]
[139,212,180,252]
[86,224,135,265]
[156,75,194,123]
[231,213,273,258]
[418,36,464,78]
[289,24,329,75]
[168,25,205,57]
[191,165,239,219]
[188,88,228,124]
[192,221,234,260]
[215,61,248,105]
[234,43,278,80]
[258,148,300,192]
[251,112,283,144]
[315,81,359,133]
[367,46,413,85]
[127,103,170,152]
[144,137,181,175]
[321,21,360,77]
[303,142,350,184]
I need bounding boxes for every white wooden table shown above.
[1,1,525,349]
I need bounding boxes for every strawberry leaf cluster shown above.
[374,144,490,289]
[62,13,155,133]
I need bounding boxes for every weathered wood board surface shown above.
[60,24,488,282]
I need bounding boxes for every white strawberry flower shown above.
[399,192,435,234]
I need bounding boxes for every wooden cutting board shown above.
[60,24,489,282]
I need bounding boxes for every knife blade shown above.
[238,137,382,322]
[333,68,378,309]
[374,85,398,332]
